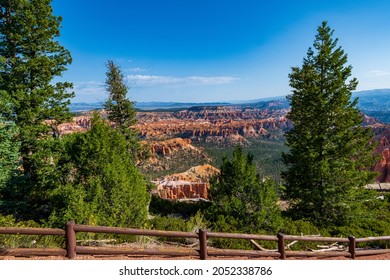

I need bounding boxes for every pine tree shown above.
[0,117,19,190]
[0,66,18,190]
[282,21,377,226]
[0,0,73,219]
[0,0,74,178]
[208,145,282,234]
[104,60,146,162]
[104,60,136,129]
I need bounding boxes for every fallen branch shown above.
[286,240,298,250]
[250,239,299,252]
[250,239,278,252]
[316,242,339,249]
[309,247,347,252]
[301,233,321,237]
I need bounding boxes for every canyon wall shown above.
[57,106,390,183]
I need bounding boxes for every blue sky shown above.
[52,0,390,103]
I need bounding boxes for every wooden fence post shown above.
[348,235,356,259]
[277,233,286,260]
[66,221,76,259]
[198,228,208,260]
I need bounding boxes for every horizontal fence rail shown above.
[354,236,390,258]
[283,235,349,242]
[206,232,278,241]
[0,227,65,236]
[0,248,67,257]
[73,223,198,238]
[0,227,66,257]
[1,222,389,260]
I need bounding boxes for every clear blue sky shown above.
[52,0,390,103]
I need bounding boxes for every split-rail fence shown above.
[1,221,389,260]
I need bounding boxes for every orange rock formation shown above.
[154,164,220,200]
[55,107,390,184]
[147,138,200,156]
[374,136,390,182]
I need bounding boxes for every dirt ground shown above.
[1,240,389,260]
[1,246,389,260]
[1,254,390,260]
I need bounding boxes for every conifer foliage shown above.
[104,60,144,162]
[208,145,282,234]
[282,22,377,226]
[0,0,73,219]
[0,118,19,189]
[48,114,149,228]
[0,0,73,178]
[104,60,137,129]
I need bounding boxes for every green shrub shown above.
[149,195,211,218]
[280,218,323,236]
[207,146,283,236]
[0,214,63,249]
[47,114,149,228]
[146,211,205,244]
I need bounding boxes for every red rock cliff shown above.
[374,135,390,182]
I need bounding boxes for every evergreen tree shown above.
[104,60,145,162]
[282,22,377,226]
[0,0,73,179]
[0,66,18,190]
[208,145,282,234]
[0,117,19,190]
[0,0,73,219]
[104,60,137,129]
[48,114,149,227]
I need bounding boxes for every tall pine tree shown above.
[0,0,73,219]
[104,60,137,129]
[104,60,146,163]
[282,22,377,226]
[0,0,73,178]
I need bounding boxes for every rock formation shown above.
[56,116,91,135]
[373,134,390,182]
[147,138,200,157]
[55,106,390,184]
[153,164,220,200]
[136,108,292,143]
[156,180,209,200]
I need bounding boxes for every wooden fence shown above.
[1,221,390,260]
